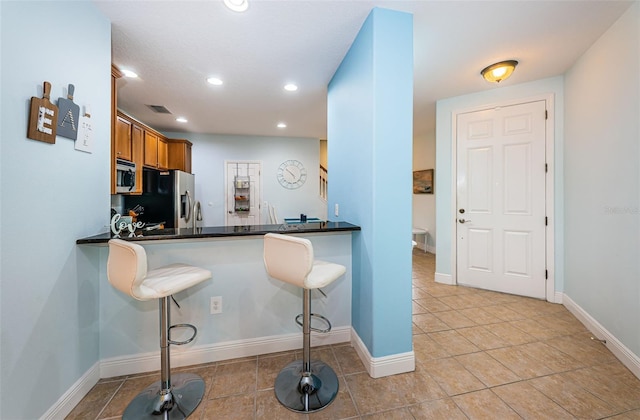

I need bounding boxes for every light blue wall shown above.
[564,2,639,356]
[328,8,413,358]
[435,76,565,291]
[0,1,111,418]
[163,132,326,225]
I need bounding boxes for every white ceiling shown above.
[94,0,632,140]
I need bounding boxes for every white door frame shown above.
[450,93,557,303]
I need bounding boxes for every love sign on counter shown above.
[110,213,145,237]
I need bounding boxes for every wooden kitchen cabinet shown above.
[114,115,132,161]
[167,138,192,173]
[144,131,169,169]
[112,106,188,194]
[144,131,158,168]
[130,124,144,194]
[114,111,144,194]
[158,137,168,170]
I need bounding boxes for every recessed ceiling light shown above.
[122,69,138,78]
[207,77,223,86]
[277,122,287,128]
[284,83,298,92]
[176,117,188,123]
[223,0,248,12]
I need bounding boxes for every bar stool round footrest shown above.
[168,323,197,345]
[295,313,332,333]
[122,372,205,420]
[274,360,339,413]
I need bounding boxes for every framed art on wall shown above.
[413,169,433,194]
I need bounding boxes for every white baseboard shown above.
[100,326,351,378]
[553,291,563,304]
[46,326,419,417]
[435,272,454,285]
[44,328,351,418]
[40,362,101,420]
[350,328,415,378]
[563,293,640,380]
[415,244,436,254]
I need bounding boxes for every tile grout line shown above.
[331,344,362,418]
[95,380,126,420]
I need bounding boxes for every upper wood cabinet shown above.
[144,131,169,170]
[158,137,168,170]
[131,124,144,194]
[144,131,158,168]
[114,111,144,194]
[115,116,133,161]
[112,106,193,194]
[167,139,193,173]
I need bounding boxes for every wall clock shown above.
[277,159,307,189]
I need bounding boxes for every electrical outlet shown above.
[210,296,222,314]
[334,203,339,217]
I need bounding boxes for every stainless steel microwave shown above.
[116,159,137,193]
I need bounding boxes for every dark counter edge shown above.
[77,221,361,245]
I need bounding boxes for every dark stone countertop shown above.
[76,221,360,245]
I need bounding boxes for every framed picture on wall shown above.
[413,169,433,194]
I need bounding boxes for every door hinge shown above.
[545,216,548,226]
[545,110,548,120]
[545,270,548,279]
[545,163,548,173]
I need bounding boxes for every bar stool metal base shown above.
[122,372,205,420]
[274,360,339,413]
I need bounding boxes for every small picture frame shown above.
[413,169,434,194]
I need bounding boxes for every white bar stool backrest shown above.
[107,239,148,301]
[263,233,314,289]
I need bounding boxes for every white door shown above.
[225,161,261,226]
[456,101,546,299]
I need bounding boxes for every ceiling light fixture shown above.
[277,122,287,128]
[176,117,188,123]
[284,83,298,92]
[223,0,248,12]
[207,77,223,86]
[122,69,138,78]
[481,60,518,83]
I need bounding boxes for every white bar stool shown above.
[107,239,212,419]
[412,227,428,253]
[263,233,346,412]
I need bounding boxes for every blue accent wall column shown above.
[327,8,413,358]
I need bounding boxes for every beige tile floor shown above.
[67,250,640,419]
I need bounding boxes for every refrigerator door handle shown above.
[184,190,192,223]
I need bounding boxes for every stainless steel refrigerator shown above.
[124,169,195,229]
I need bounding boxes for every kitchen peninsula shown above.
[76,221,360,379]
[76,221,359,244]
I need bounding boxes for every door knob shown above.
[459,219,471,224]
